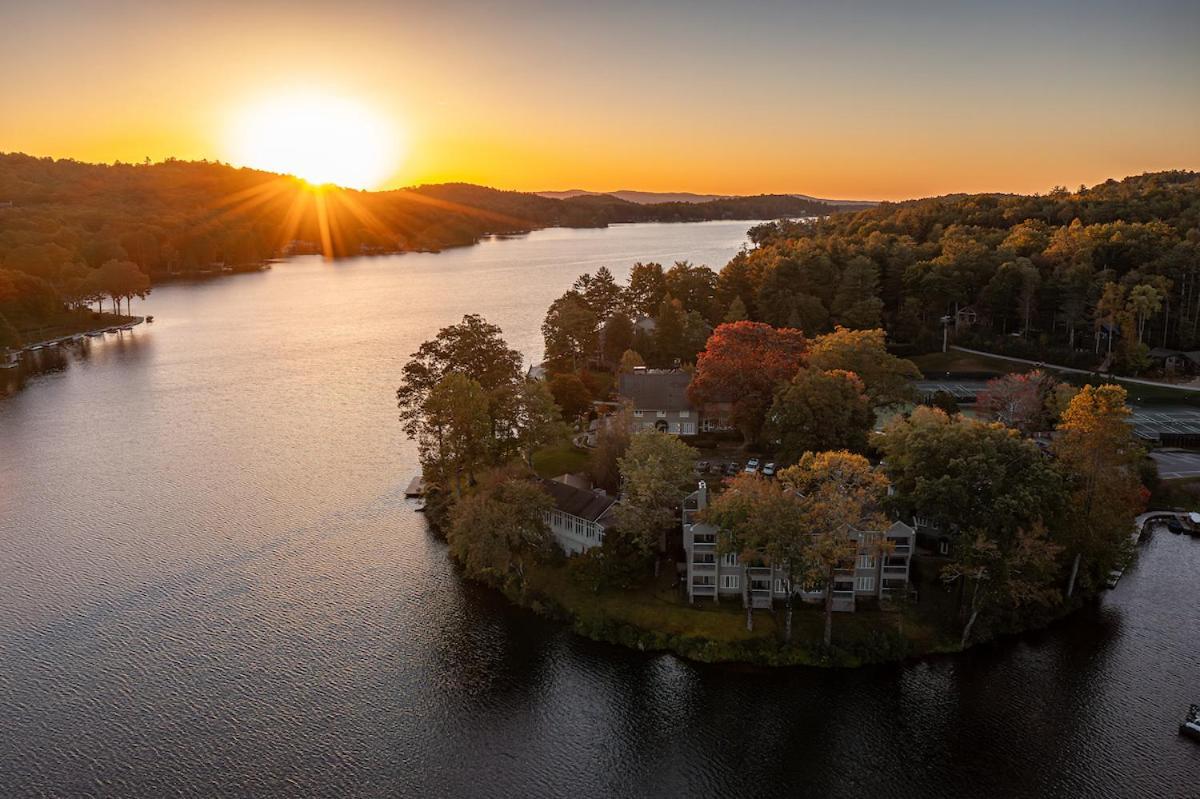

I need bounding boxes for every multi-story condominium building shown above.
[539,477,616,556]
[681,481,916,612]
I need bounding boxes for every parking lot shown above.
[1149,449,1200,479]
[694,457,778,480]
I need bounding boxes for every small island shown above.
[395,176,1188,666]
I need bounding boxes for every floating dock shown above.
[7,316,145,356]
[404,476,425,498]
[1181,704,1200,742]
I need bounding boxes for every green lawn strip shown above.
[1150,477,1200,511]
[531,441,589,478]
[526,560,950,664]
[911,350,1025,377]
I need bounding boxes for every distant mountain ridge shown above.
[538,188,877,209]
[0,154,858,284]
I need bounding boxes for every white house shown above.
[539,478,616,555]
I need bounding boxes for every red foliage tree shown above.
[976,369,1068,434]
[687,321,807,444]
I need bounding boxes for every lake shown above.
[1,221,1197,797]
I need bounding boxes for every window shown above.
[857,555,876,569]
[682,422,695,435]
[679,410,690,418]
[855,576,876,592]
[720,553,738,567]
[774,579,785,594]
[656,410,667,418]
[721,574,740,590]
[633,409,644,418]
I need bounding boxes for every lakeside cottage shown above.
[617,368,735,435]
[538,477,616,555]
[680,482,916,612]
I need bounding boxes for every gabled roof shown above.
[539,478,616,523]
[618,370,694,412]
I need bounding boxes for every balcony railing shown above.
[691,562,716,573]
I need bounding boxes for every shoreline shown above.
[2,315,144,364]
[432,502,1161,669]
[459,556,1091,669]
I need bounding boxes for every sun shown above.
[227,91,400,190]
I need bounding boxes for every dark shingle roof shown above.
[618,371,693,412]
[539,479,616,523]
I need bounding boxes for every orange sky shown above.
[2,1,1198,200]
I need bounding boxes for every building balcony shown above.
[691,562,716,573]
[691,584,717,597]
[831,590,856,613]
[882,565,909,576]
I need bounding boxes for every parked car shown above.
[762,462,776,477]
[744,458,760,473]
[1167,517,1185,534]
[724,462,741,476]
[709,461,724,475]
[696,460,710,474]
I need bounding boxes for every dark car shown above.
[696,460,710,473]
[724,462,741,476]
[709,461,724,474]
[1167,517,1185,534]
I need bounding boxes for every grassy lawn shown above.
[1150,477,1200,511]
[911,349,1028,377]
[531,441,590,478]
[527,560,949,661]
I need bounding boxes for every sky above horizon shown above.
[2,0,1198,200]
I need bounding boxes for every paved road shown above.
[1149,449,1200,479]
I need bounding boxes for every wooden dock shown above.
[404,476,425,498]
[3,316,145,359]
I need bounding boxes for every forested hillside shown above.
[0,153,837,347]
[729,172,1200,372]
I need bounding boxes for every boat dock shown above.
[2,314,145,357]
[404,476,425,498]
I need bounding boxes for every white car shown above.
[744,458,760,473]
[762,462,776,477]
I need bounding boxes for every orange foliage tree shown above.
[687,321,807,445]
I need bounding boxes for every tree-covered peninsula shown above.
[399,256,1150,666]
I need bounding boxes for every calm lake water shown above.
[1,221,1197,797]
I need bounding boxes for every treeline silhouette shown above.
[0,153,841,346]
